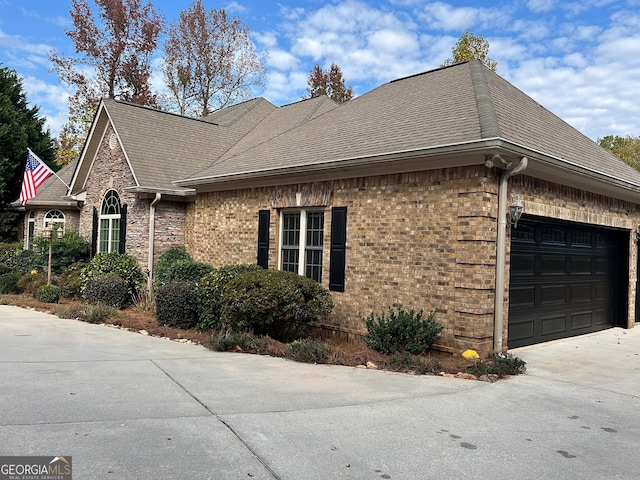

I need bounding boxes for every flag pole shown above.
[27,148,70,190]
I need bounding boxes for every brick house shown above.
[19,60,640,354]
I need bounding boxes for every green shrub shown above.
[163,259,214,285]
[84,275,128,309]
[389,352,441,375]
[52,303,119,323]
[57,262,87,299]
[0,263,10,275]
[32,231,90,274]
[0,272,21,294]
[155,281,199,329]
[467,353,527,377]
[206,331,269,352]
[154,246,192,288]
[197,264,263,331]
[17,272,47,297]
[220,270,334,342]
[363,307,443,355]
[81,252,146,303]
[36,284,61,303]
[0,247,41,276]
[287,338,331,363]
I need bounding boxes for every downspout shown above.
[147,193,162,295]
[494,156,528,353]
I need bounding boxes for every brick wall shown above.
[185,165,640,355]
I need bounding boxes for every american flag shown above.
[20,150,54,205]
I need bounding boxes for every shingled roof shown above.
[68,97,277,196]
[175,60,640,202]
[11,158,79,209]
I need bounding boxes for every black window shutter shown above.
[329,206,347,292]
[91,207,98,257]
[119,204,127,254]
[257,209,270,268]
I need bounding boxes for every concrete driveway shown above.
[1,305,638,479]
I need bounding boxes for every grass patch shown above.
[466,353,527,377]
[51,303,120,324]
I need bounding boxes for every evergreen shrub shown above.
[155,281,199,329]
[81,252,145,304]
[84,274,128,309]
[220,269,333,341]
[0,272,21,294]
[154,246,192,288]
[363,307,443,355]
[57,262,87,299]
[197,263,263,331]
[17,272,47,297]
[36,284,61,303]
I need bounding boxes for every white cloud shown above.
[526,0,556,13]
[418,1,510,31]
[21,75,71,136]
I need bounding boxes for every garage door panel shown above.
[510,286,535,307]
[570,255,593,275]
[540,254,567,275]
[570,311,594,330]
[508,218,625,349]
[540,314,566,336]
[510,254,535,276]
[540,284,566,305]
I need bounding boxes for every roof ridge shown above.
[469,60,502,138]
[103,97,222,126]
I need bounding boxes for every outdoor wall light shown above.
[509,197,524,229]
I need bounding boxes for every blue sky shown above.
[1,0,639,142]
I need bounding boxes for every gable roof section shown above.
[175,61,640,202]
[69,97,276,196]
[217,96,339,162]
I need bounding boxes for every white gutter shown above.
[494,156,528,353]
[147,193,161,294]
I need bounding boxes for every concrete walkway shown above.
[1,305,638,479]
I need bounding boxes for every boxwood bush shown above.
[163,259,214,285]
[81,252,145,305]
[57,262,87,299]
[17,272,47,297]
[363,307,443,355]
[0,272,21,294]
[197,264,263,331]
[154,246,192,288]
[220,269,334,342]
[155,281,199,329]
[37,284,61,303]
[84,274,129,309]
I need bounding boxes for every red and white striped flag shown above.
[20,149,54,206]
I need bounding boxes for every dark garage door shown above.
[508,217,628,349]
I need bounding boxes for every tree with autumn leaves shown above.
[303,63,353,104]
[49,0,265,164]
[49,0,163,165]
[162,0,266,117]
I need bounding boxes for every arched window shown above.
[44,210,65,234]
[98,190,121,253]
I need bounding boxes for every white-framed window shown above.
[279,209,324,283]
[26,211,35,250]
[98,189,121,253]
[44,210,65,234]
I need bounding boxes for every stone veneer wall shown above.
[78,125,149,268]
[186,165,640,354]
[23,209,81,247]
